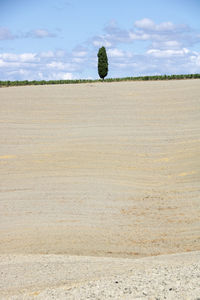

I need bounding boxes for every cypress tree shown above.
[97,46,108,80]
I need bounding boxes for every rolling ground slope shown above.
[0,80,199,257]
[0,79,200,299]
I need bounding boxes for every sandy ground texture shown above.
[0,79,200,257]
[0,251,199,299]
[0,80,200,298]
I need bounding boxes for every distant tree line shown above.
[0,74,200,87]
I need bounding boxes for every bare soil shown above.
[0,80,200,258]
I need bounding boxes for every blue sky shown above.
[0,0,200,80]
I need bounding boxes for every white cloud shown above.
[72,57,86,63]
[96,18,198,52]
[0,60,21,68]
[47,61,66,70]
[35,29,51,38]
[27,29,56,38]
[40,72,73,80]
[105,43,200,77]
[134,18,155,30]
[0,53,18,61]
[32,71,73,81]
[72,51,87,57]
[0,59,7,67]
[147,48,190,58]
[190,53,200,66]
[93,39,112,48]
[151,40,181,50]
[0,52,38,63]
[0,27,58,40]
[20,53,38,62]
[108,48,124,57]
[0,27,15,40]
[134,19,176,32]
[112,62,127,68]
[55,50,66,57]
[46,61,75,71]
[0,50,84,80]
[40,51,54,58]
[7,69,29,76]
[62,72,73,80]
[129,32,150,41]
[158,22,175,31]
[165,41,181,48]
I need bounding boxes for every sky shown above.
[0,0,200,80]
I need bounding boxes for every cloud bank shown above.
[0,18,200,80]
[0,27,58,40]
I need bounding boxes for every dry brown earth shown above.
[0,80,200,258]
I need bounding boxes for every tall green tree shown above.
[97,46,108,80]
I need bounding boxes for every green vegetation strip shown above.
[0,74,200,87]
